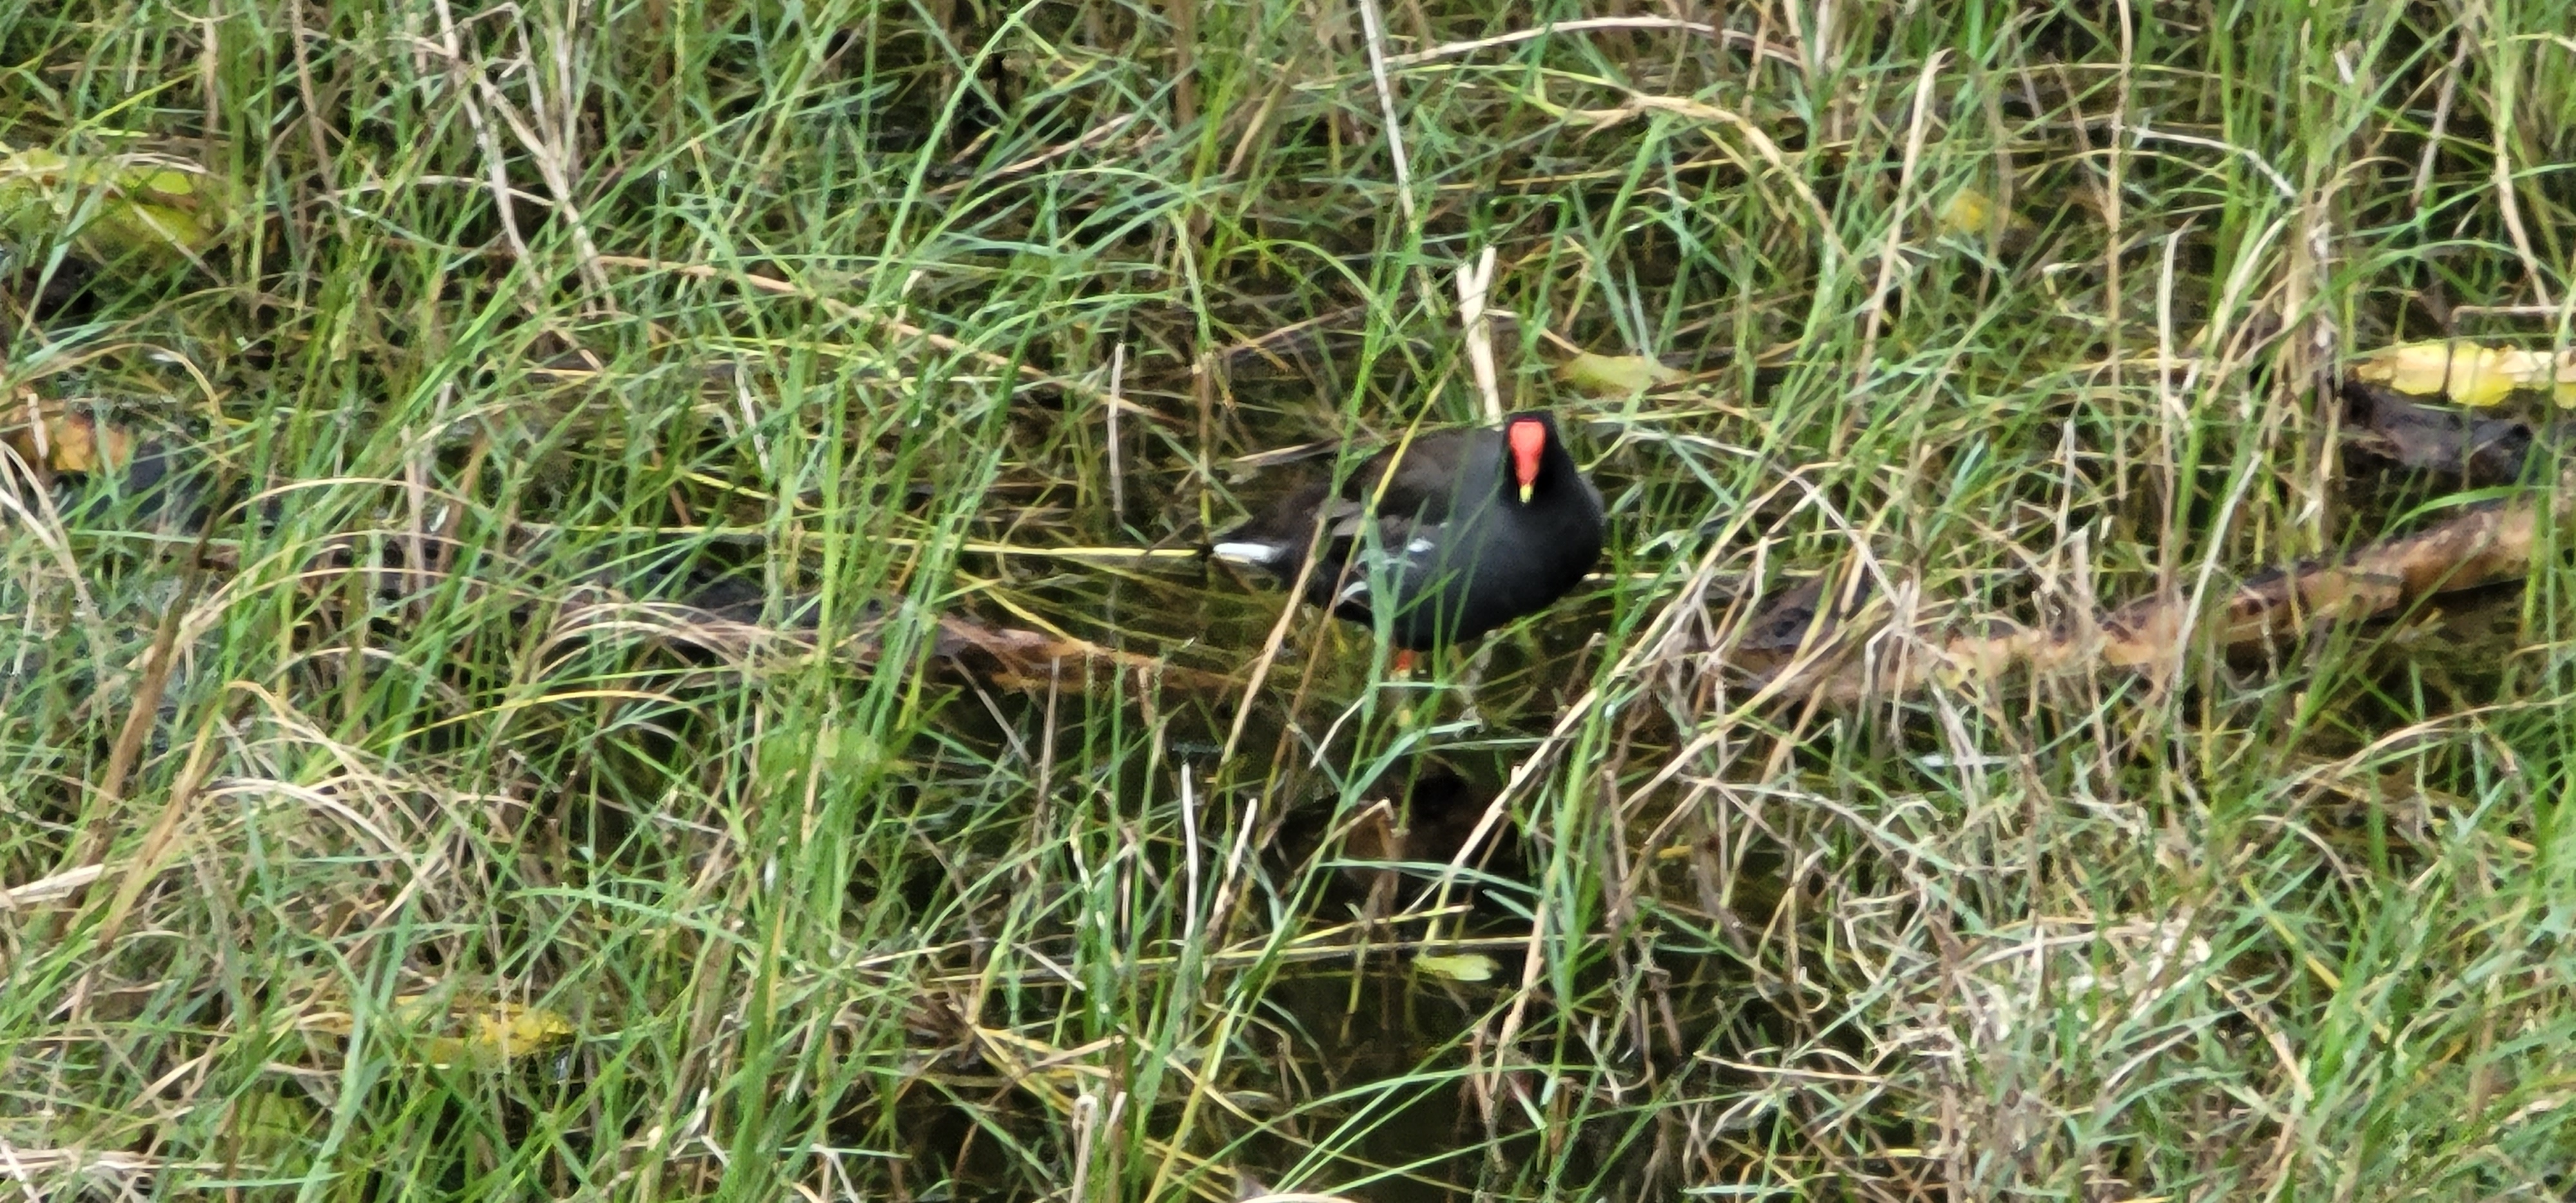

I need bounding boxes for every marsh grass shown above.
[5,0,2576,1198]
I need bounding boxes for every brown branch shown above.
[1747,471,2570,703]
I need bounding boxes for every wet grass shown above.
[6,1,2576,1198]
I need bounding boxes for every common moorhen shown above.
[1211,411,1605,652]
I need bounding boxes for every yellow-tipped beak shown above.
[1518,482,1535,504]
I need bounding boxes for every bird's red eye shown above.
[1507,419,1546,489]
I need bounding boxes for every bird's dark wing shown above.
[1338,429,1486,524]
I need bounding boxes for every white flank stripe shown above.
[1210,541,1285,566]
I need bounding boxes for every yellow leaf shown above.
[1555,351,1681,397]
[2349,339,2576,409]
[1935,186,2036,247]
[1413,952,1499,983]
[94,199,219,255]
[274,992,577,1070]
[138,168,204,208]
[0,146,230,265]
[390,994,576,1068]
[2,393,134,474]
[1937,187,1995,238]
[1,146,68,176]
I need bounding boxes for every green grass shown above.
[5,1,2576,1198]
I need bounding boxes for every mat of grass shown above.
[5,3,2575,1199]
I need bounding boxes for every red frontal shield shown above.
[1507,418,1546,502]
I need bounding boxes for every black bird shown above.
[1211,411,1606,653]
